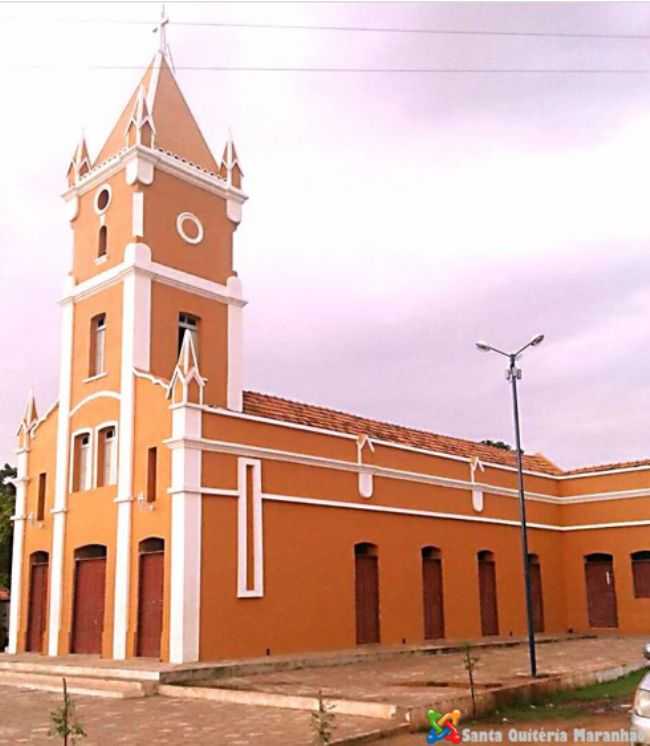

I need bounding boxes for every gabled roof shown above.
[95,52,219,173]
[242,391,563,475]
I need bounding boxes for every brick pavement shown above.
[203,636,648,708]
[0,686,388,745]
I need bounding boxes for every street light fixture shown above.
[475,333,545,678]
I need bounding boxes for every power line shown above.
[170,20,650,41]
[4,16,650,41]
[11,65,650,74]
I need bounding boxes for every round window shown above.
[176,212,204,245]
[94,185,112,214]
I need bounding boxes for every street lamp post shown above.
[475,334,544,679]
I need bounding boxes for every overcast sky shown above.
[3,2,650,470]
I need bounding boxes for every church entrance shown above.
[26,551,49,652]
[71,545,107,654]
[136,538,164,658]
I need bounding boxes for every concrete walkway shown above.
[184,635,647,709]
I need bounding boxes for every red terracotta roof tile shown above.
[242,391,562,475]
[562,458,650,476]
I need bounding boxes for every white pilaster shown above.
[47,296,74,656]
[226,275,243,412]
[112,261,152,659]
[168,405,202,663]
[7,448,29,653]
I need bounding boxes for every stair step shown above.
[0,671,154,699]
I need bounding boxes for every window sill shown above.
[83,372,107,384]
[95,255,108,265]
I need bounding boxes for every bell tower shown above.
[45,40,247,658]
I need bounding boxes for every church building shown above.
[8,44,650,664]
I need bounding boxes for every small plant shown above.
[311,689,336,745]
[49,678,86,745]
[463,642,480,719]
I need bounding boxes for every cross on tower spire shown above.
[153,4,175,71]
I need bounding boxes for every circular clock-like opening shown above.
[94,186,112,214]
[177,212,204,244]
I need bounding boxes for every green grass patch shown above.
[480,669,644,725]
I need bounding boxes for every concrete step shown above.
[0,659,160,682]
[0,671,154,699]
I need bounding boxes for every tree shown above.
[480,439,512,452]
[49,678,86,744]
[0,463,17,590]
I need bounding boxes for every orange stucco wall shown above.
[15,127,650,666]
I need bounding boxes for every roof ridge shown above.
[242,390,562,473]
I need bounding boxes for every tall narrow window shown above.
[89,313,106,377]
[37,473,47,522]
[73,433,92,492]
[178,312,199,358]
[97,426,117,487]
[632,551,650,598]
[98,225,107,257]
[146,447,157,503]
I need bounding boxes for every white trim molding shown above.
[226,276,244,411]
[7,444,30,653]
[261,493,650,534]
[93,184,112,215]
[48,298,74,655]
[69,390,120,417]
[237,458,264,598]
[60,242,247,310]
[63,145,248,208]
[176,212,204,245]
[112,264,151,658]
[168,388,203,664]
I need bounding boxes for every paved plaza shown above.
[0,636,646,744]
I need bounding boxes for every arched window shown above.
[89,313,106,377]
[98,225,107,258]
[632,551,650,598]
[139,537,164,554]
[74,544,107,560]
[96,425,117,487]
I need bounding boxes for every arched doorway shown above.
[585,553,618,628]
[26,551,49,653]
[422,546,444,640]
[478,550,499,636]
[528,554,545,633]
[136,538,165,658]
[71,545,107,654]
[354,543,380,645]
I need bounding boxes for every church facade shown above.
[7,49,650,664]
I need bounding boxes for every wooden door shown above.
[479,557,499,636]
[422,557,444,639]
[585,557,618,628]
[529,560,545,634]
[26,558,48,652]
[355,555,380,644]
[71,557,106,654]
[136,551,164,658]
